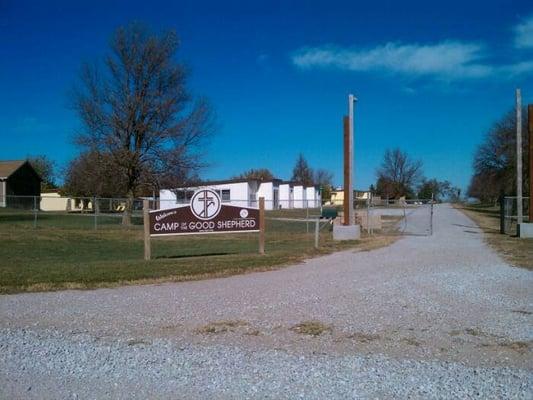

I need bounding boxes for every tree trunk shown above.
[122,192,134,226]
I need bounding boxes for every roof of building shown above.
[0,160,42,180]
[173,177,283,189]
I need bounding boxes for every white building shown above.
[278,182,293,209]
[305,186,321,208]
[292,184,306,209]
[160,178,321,210]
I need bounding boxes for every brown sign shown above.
[149,189,260,236]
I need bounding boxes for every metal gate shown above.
[361,199,434,237]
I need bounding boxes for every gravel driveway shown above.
[1,204,532,399]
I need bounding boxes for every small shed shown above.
[0,160,42,208]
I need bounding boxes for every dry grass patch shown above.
[464,328,484,337]
[512,309,533,315]
[401,337,422,346]
[346,332,381,343]
[353,235,399,252]
[195,320,249,334]
[126,338,151,346]
[290,320,332,336]
[456,204,533,270]
[498,341,531,354]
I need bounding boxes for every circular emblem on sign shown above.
[190,189,221,220]
[239,209,249,218]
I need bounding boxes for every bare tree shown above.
[376,148,423,199]
[291,154,314,186]
[64,151,126,198]
[314,168,334,202]
[27,155,57,190]
[234,168,274,181]
[417,179,456,201]
[467,108,529,203]
[72,23,214,224]
[314,169,333,187]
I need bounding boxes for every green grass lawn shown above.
[0,210,393,294]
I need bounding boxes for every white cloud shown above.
[292,40,533,81]
[291,41,494,80]
[514,15,533,48]
[503,60,533,75]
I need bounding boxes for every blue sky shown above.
[1,0,532,190]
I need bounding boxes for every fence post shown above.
[143,199,151,261]
[33,195,37,229]
[306,203,309,233]
[366,196,370,235]
[430,193,434,236]
[499,192,505,234]
[93,196,97,230]
[314,218,319,249]
[259,197,265,255]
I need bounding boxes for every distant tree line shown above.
[467,108,529,204]
[373,148,460,201]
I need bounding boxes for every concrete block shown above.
[333,224,361,241]
[517,223,533,238]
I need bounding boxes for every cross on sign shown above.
[190,189,222,220]
[198,191,215,218]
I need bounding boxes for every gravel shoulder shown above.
[1,204,532,399]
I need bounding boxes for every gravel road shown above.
[1,204,532,399]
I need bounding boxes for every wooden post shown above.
[33,195,37,229]
[529,104,533,222]
[499,191,505,234]
[259,197,265,255]
[143,199,151,261]
[93,196,97,230]
[314,218,319,249]
[516,89,523,224]
[343,115,350,225]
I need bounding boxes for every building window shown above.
[213,189,231,202]
[176,190,194,204]
[220,189,231,202]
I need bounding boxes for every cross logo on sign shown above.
[190,189,221,220]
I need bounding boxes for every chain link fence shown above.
[0,194,433,245]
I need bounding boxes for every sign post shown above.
[143,199,151,261]
[259,197,265,254]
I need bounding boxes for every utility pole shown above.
[529,104,533,223]
[516,89,523,225]
[344,94,356,225]
[335,94,361,240]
